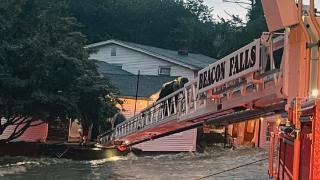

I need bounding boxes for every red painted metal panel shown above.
[278,139,294,180]
[279,139,285,179]
[284,142,294,179]
[299,122,311,180]
[311,100,320,180]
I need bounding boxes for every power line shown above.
[195,157,268,180]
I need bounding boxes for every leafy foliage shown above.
[0,0,119,141]
[66,0,266,59]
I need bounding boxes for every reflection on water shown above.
[0,146,270,180]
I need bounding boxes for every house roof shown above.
[85,39,217,71]
[103,73,176,98]
[94,61,176,98]
[94,60,132,75]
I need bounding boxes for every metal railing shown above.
[99,37,285,145]
[114,79,199,137]
[99,69,282,144]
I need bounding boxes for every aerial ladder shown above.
[99,35,285,147]
[98,0,320,179]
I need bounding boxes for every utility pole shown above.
[134,70,140,116]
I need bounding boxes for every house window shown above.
[111,46,117,56]
[159,67,171,75]
[266,122,274,142]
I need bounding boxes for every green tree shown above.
[67,0,220,57]
[245,0,267,41]
[0,0,118,142]
[213,0,267,58]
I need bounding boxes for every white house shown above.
[85,39,216,80]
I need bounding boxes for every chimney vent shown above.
[177,39,189,56]
[178,47,188,56]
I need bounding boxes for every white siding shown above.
[170,65,195,80]
[133,129,197,152]
[89,44,195,80]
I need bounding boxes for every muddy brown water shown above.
[0,146,270,180]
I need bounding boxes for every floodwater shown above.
[0,146,270,180]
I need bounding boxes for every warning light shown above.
[312,89,319,98]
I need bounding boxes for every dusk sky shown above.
[203,0,320,21]
[203,0,248,21]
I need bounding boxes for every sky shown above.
[203,0,320,21]
[203,0,248,21]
